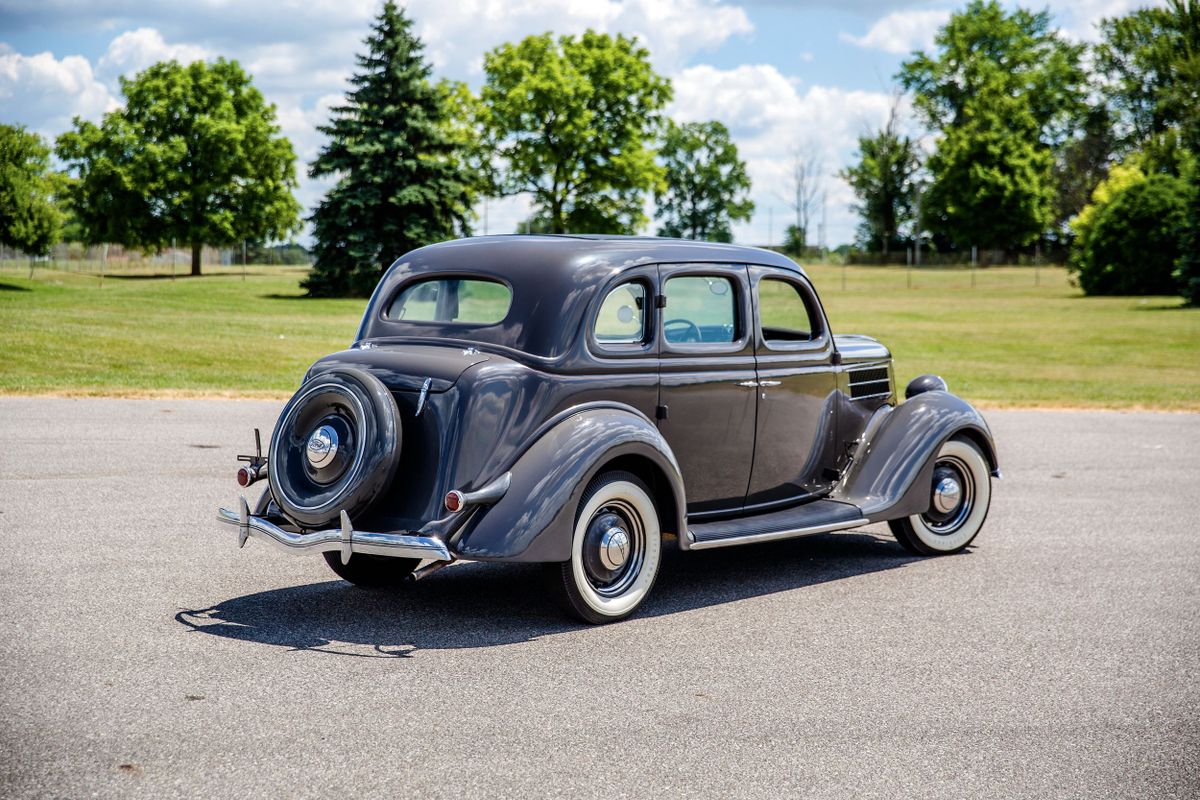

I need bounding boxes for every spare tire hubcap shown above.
[306,425,339,469]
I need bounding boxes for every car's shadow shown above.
[177,532,927,657]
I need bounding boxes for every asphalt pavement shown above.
[0,398,1197,799]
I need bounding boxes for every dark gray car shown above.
[218,235,999,623]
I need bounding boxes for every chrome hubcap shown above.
[922,457,974,534]
[932,475,962,514]
[599,526,630,570]
[305,425,339,469]
[581,502,645,596]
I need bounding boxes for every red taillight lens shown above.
[444,490,464,512]
[237,467,251,487]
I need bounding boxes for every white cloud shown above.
[669,63,897,246]
[1048,0,1167,41]
[0,0,757,241]
[97,27,211,78]
[839,9,950,55]
[0,45,116,138]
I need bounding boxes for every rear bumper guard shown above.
[216,497,452,564]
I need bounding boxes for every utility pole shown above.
[819,191,827,258]
[172,237,176,281]
[914,183,923,268]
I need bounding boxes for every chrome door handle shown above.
[735,380,759,388]
[758,380,782,387]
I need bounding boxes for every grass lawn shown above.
[0,260,1197,409]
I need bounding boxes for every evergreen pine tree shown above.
[305,2,473,297]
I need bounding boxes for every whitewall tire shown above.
[888,437,991,556]
[546,471,662,624]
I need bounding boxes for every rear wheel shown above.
[888,437,991,556]
[546,471,662,624]
[323,552,420,588]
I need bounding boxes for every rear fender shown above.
[832,391,998,522]
[452,405,686,562]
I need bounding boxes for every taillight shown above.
[444,490,465,513]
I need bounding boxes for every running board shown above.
[686,499,868,551]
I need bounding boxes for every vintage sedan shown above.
[218,236,998,623]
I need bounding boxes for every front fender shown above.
[832,391,998,522]
[452,405,686,562]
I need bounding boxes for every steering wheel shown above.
[664,318,702,343]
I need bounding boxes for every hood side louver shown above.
[849,366,891,400]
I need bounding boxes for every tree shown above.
[305,4,477,297]
[898,0,1082,250]
[899,0,1086,151]
[654,120,753,242]
[1096,2,1200,151]
[0,124,63,255]
[1050,105,1117,238]
[1071,174,1191,295]
[921,93,1055,250]
[1097,2,1200,301]
[1068,162,1146,259]
[481,31,672,234]
[840,103,920,256]
[781,148,823,252]
[56,59,300,276]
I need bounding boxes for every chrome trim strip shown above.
[216,500,452,562]
[687,517,870,550]
[415,377,433,417]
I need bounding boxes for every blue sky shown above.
[0,0,1156,246]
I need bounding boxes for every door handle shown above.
[758,380,782,387]
[735,380,759,388]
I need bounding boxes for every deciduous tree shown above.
[840,104,920,256]
[0,124,62,255]
[57,59,300,275]
[654,121,753,242]
[898,0,1082,250]
[481,31,671,234]
[921,92,1055,250]
[899,0,1085,150]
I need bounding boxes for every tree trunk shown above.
[191,242,202,276]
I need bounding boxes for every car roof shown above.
[357,235,809,359]
[406,234,806,277]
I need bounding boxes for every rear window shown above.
[386,278,511,325]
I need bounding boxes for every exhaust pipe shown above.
[406,560,452,582]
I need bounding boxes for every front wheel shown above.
[888,437,992,556]
[546,471,662,624]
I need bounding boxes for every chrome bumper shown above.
[216,497,451,564]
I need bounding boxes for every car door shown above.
[746,266,840,509]
[656,263,757,516]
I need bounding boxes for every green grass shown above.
[0,261,1197,408]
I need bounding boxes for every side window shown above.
[594,281,648,345]
[663,275,736,344]
[758,277,820,344]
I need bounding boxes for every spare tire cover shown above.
[268,367,401,528]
